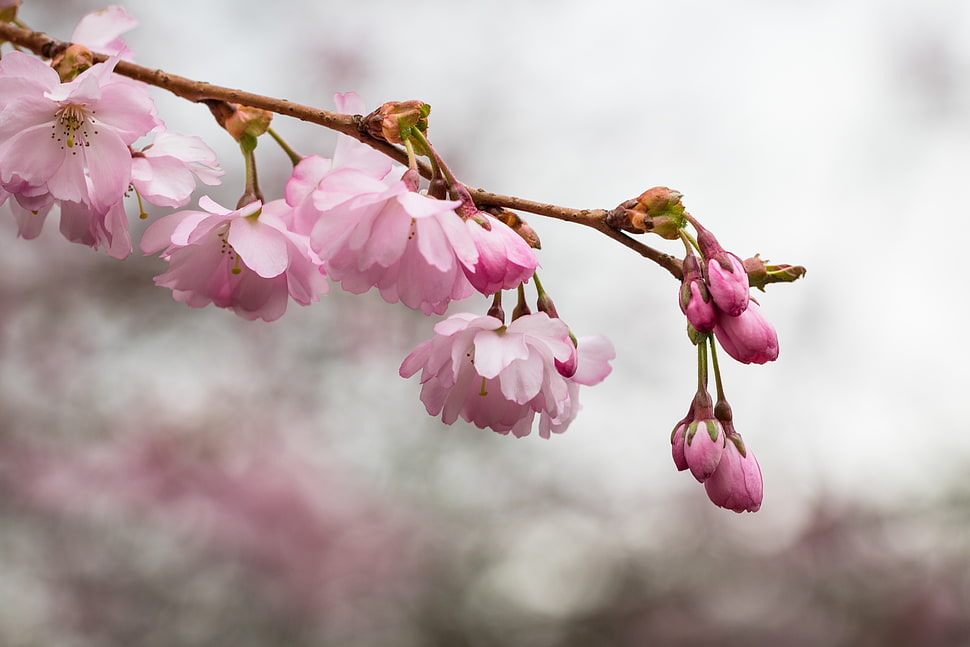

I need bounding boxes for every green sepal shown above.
[239,133,258,153]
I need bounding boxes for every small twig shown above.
[0,21,683,278]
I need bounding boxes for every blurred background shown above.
[2,0,969,645]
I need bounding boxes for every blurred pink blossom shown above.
[0,433,423,619]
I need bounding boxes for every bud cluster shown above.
[681,225,779,365]
[671,388,763,513]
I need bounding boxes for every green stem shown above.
[697,336,709,392]
[403,137,422,174]
[532,271,547,299]
[680,229,700,255]
[709,336,726,402]
[267,127,302,166]
[237,141,263,208]
[411,129,457,186]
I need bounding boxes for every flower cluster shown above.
[0,6,806,511]
[135,87,605,434]
[400,312,614,438]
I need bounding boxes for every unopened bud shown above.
[685,418,726,482]
[225,105,273,142]
[679,254,716,333]
[636,186,685,217]
[51,44,94,82]
[428,175,449,200]
[606,187,685,238]
[696,226,749,316]
[363,100,430,144]
[671,421,689,471]
[703,429,763,513]
[205,101,273,145]
[536,290,559,319]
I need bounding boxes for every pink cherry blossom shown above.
[460,213,539,295]
[713,299,779,364]
[130,129,223,208]
[0,51,158,257]
[0,52,157,211]
[400,312,582,437]
[704,435,764,513]
[141,197,328,321]
[312,179,477,315]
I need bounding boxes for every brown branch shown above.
[0,21,683,279]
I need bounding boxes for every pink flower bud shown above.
[696,227,749,316]
[705,252,749,316]
[684,418,725,482]
[670,422,688,472]
[713,300,779,364]
[703,435,763,513]
[679,254,716,333]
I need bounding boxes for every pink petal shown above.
[286,155,332,207]
[71,6,138,56]
[91,82,159,144]
[140,209,206,254]
[357,202,412,268]
[131,155,195,208]
[79,128,133,211]
[0,120,65,187]
[570,335,616,386]
[227,216,290,278]
[472,329,529,380]
[498,352,546,404]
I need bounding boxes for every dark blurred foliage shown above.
[0,229,968,647]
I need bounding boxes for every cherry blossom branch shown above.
[0,21,683,278]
